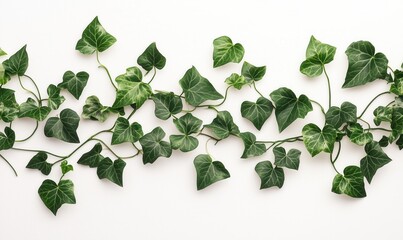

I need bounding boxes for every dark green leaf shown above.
[347,123,373,146]
[111,117,143,145]
[302,124,337,156]
[179,66,223,106]
[0,63,9,85]
[97,158,126,187]
[373,106,392,126]
[241,61,266,82]
[194,154,230,190]
[173,113,202,135]
[137,42,166,72]
[332,166,366,198]
[82,95,111,122]
[325,102,357,128]
[391,107,403,134]
[239,132,266,158]
[343,41,388,88]
[360,141,392,183]
[0,127,15,150]
[18,98,51,121]
[273,147,301,170]
[225,73,247,90]
[396,135,403,150]
[26,152,51,175]
[112,78,152,109]
[58,71,89,100]
[38,179,76,215]
[270,87,313,132]
[2,45,28,76]
[379,135,389,147]
[77,143,104,168]
[204,111,240,139]
[390,70,403,96]
[213,36,244,68]
[241,97,273,130]
[47,84,65,110]
[255,161,285,189]
[0,88,19,122]
[139,127,172,164]
[116,66,143,82]
[170,135,198,152]
[300,36,336,77]
[44,108,80,143]
[151,92,182,120]
[60,160,73,175]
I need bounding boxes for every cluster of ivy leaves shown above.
[0,17,402,215]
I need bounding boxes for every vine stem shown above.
[257,135,303,144]
[358,91,390,119]
[310,100,326,115]
[323,66,331,109]
[197,86,231,108]
[0,154,18,176]
[127,109,137,120]
[330,142,341,174]
[252,82,264,98]
[18,76,40,103]
[24,75,42,102]
[15,121,39,142]
[96,51,118,91]
[198,132,221,143]
[365,127,392,132]
[147,67,157,84]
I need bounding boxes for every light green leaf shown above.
[360,141,391,183]
[77,143,104,168]
[97,158,126,187]
[139,127,172,164]
[0,88,19,122]
[325,102,357,128]
[47,84,65,110]
[38,179,76,215]
[44,108,80,143]
[255,161,285,189]
[332,166,366,198]
[300,58,323,77]
[225,73,247,90]
[137,42,166,72]
[151,92,183,120]
[390,70,403,96]
[26,152,52,175]
[82,95,111,122]
[170,135,199,152]
[58,71,89,100]
[239,132,266,158]
[111,117,143,145]
[0,48,6,56]
[373,106,392,126]
[179,66,223,106]
[302,124,337,156]
[0,63,9,85]
[204,111,240,139]
[300,36,336,77]
[343,41,388,88]
[270,87,313,132]
[273,147,301,170]
[116,66,142,82]
[194,154,230,190]
[112,78,152,109]
[2,45,28,76]
[75,16,116,54]
[347,123,373,146]
[60,160,73,175]
[213,36,244,68]
[241,97,273,130]
[241,61,266,82]
[173,113,202,135]
[18,98,51,121]
[0,127,15,150]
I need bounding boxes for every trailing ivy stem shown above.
[147,67,157,84]
[386,100,394,107]
[212,86,231,107]
[332,141,342,164]
[181,106,197,113]
[198,132,220,143]
[252,82,264,98]
[96,51,118,91]
[310,100,326,115]
[15,121,39,142]
[24,75,42,102]
[358,118,371,130]
[17,75,40,103]
[388,66,394,72]
[205,139,213,156]
[11,147,65,158]
[330,142,341,174]
[323,66,331,109]
[365,127,392,132]
[257,135,303,144]
[0,154,18,176]
[132,143,142,153]
[91,138,121,159]
[358,91,390,119]
[127,109,137,120]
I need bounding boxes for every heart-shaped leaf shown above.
[225,73,247,90]
[112,78,152,109]
[111,117,143,145]
[47,84,65,110]
[241,61,266,82]
[302,123,337,156]
[18,98,51,121]
[239,132,266,158]
[273,147,301,170]
[97,158,126,187]
[373,106,393,126]
[38,179,76,215]
[26,152,52,175]
[139,127,172,164]
[332,166,366,198]
[60,160,73,175]
[325,102,357,128]
[2,45,28,76]
[0,88,19,122]
[300,36,336,77]
[241,97,273,130]
[194,154,230,190]
[347,123,373,146]
[77,143,104,168]
[116,66,143,82]
[390,70,403,96]
[152,92,183,120]
[169,135,199,152]
[44,108,80,143]
[255,161,285,189]
[0,127,15,150]
[137,42,166,72]
[173,113,202,135]
[204,111,240,139]
[58,71,89,100]
[213,36,244,68]
[82,95,111,122]
[360,141,392,183]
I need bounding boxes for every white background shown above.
[0,0,402,239]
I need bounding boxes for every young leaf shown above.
[302,124,337,156]
[170,135,199,152]
[60,160,73,175]
[112,78,152,109]
[325,102,357,128]
[347,123,373,146]
[270,87,313,132]
[2,45,28,76]
[0,88,19,122]
[26,152,52,175]
[239,132,266,158]
[204,111,240,139]
[241,97,274,130]
[44,108,80,143]
[97,158,126,187]
[300,36,336,77]
[38,179,76,215]
[373,106,392,126]
[343,41,388,88]
[47,84,65,110]
[360,141,392,183]
[0,48,6,56]
[225,73,247,90]
[332,166,366,198]
[0,127,15,150]
[255,161,285,189]
[77,143,104,168]
[173,113,202,135]
[213,36,244,68]
[18,98,51,121]
[116,66,143,82]
[82,95,111,122]
[139,127,172,164]
[75,16,117,54]
[179,66,223,106]
[241,61,266,82]
[273,147,301,170]
[390,70,403,96]
[137,42,166,72]
[111,117,143,145]
[58,71,89,100]
[194,154,230,190]
[151,92,183,120]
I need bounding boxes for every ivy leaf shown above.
[0,88,19,122]
[38,179,76,215]
[373,106,393,126]
[75,16,116,54]
[302,124,337,157]
[390,70,403,96]
[325,102,357,128]
[170,135,199,152]
[241,61,266,82]
[343,41,388,88]
[139,127,172,164]
[151,92,183,120]
[82,95,111,122]
[213,36,244,68]
[239,132,266,158]
[0,127,15,150]
[241,97,274,130]
[173,113,202,135]
[26,152,52,175]
[111,117,143,145]
[0,63,9,85]
[332,166,366,198]
[391,107,403,134]
[378,135,389,147]
[225,73,247,90]
[137,42,166,72]
[347,123,373,146]
[204,111,240,139]
[47,84,65,110]
[273,147,301,170]
[270,87,313,132]
[60,160,73,175]
[58,71,89,100]
[18,98,51,121]
[194,154,230,190]
[255,161,285,189]
[116,66,142,82]
[396,135,403,150]
[44,108,80,143]
[360,141,392,183]
[300,36,336,77]
[2,45,28,76]
[77,143,104,168]
[0,48,6,56]
[179,66,223,106]
[112,78,152,109]
[97,158,126,187]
